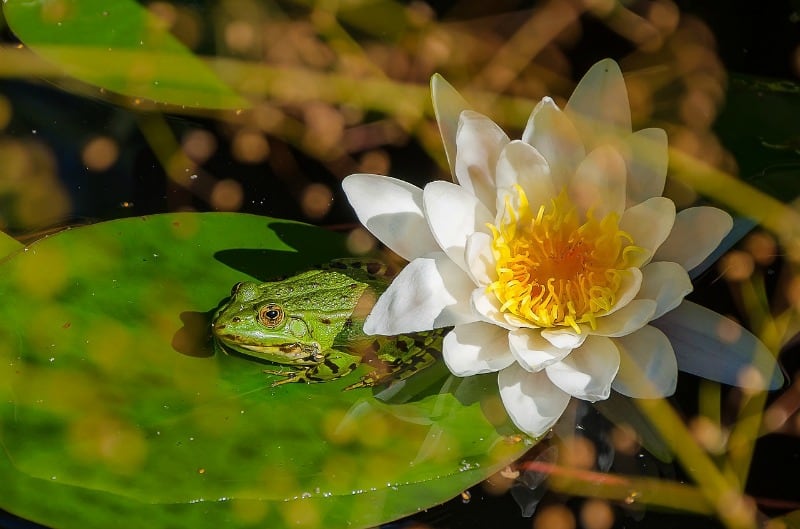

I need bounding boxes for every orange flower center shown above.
[488,186,643,332]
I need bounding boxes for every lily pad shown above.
[0,230,23,260]
[3,0,248,109]
[0,213,529,529]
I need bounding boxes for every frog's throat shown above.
[229,340,323,364]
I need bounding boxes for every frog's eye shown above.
[258,303,284,328]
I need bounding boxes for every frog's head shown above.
[211,270,369,365]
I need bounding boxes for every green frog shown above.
[211,260,441,390]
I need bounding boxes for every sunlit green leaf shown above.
[0,213,530,529]
[0,230,22,260]
[3,0,248,109]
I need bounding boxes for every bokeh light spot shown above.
[719,251,754,282]
[355,411,389,448]
[182,129,218,164]
[358,149,391,175]
[0,140,71,231]
[279,498,320,529]
[68,412,148,475]
[210,179,244,211]
[559,435,596,470]
[147,2,177,28]
[302,102,345,158]
[737,365,766,394]
[322,408,358,445]
[610,424,639,455]
[14,245,68,298]
[346,227,377,256]
[744,231,777,266]
[300,183,333,219]
[787,276,800,310]
[232,129,270,164]
[648,0,680,36]
[716,314,743,345]
[580,499,615,529]
[230,498,269,525]
[253,103,285,132]
[41,0,71,24]
[534,504,576,529]
[689,415,726,454]
[225,20,257,53]
[82,136,119,172]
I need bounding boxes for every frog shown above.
[211,260,442,390]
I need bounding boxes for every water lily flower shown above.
[342,59,783,437]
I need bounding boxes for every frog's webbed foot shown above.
[264,350,360,386]
[263,368,306,387]
[263,367,332,386]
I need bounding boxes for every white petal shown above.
[618,197,676,266]
[545,335,620,401]
[431,74,470,180]
[495,140,555,213]
[364,252,476,335]
[498,364,571,437]
[623,128,668,206]
[443,322,515,376]
[652,300,784,390]
[342,174,439,261]
[465,231,496,287]
[565,59,632,149]
[454,111,510,210]
[591,299,657,337]
[423,180,493,273]
[637,261,693,320]
[522,97,585,191]
[569,145,627,218]
[471,288,516,331]
[612,325,677,398]
[654,206,733,272]
[605,267,642,315]
[540,328,589,349]
[690,216,756,280]
[509,328,572,372]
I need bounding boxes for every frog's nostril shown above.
[231,317,241,323]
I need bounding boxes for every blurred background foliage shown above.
[1,1,800,528]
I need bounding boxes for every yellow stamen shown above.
[488,186,644,332]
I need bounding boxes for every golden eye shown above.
[258,303,284,328]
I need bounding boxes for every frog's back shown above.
[316,259,392,293]
[254,259,391,344]
[317,259,392,343]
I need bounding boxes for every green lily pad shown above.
[0,213,529,529]
[3,0,248,109]
[716,75,800,200]
[0,230,23,260]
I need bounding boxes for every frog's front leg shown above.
[264,350,361,386]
